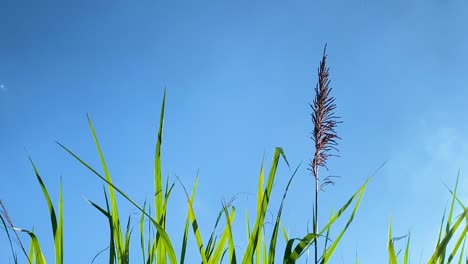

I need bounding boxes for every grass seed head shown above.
[310,44,341,182]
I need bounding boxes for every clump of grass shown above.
[2,47,467,264]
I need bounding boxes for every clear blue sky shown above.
[1,0,468,263]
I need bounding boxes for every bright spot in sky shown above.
[0,84,6,91]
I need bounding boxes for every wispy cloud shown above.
[0,84,6,92]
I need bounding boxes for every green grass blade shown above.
[154,90,167,264]
[58,178,63,264]
[206,206,228,261]
[14,228,47,264]
[457,238,465,264]
[58,143,178,263]
[154,89,165,224]
[281,222,289,244]
[428,207,468,263]
[246,210,251,240]
[283,176,373,263]
[267,163,300,264]
[140,202,147,264]
[177,177,208,264]
[443,174,460,262]
[321,176,368,264]
[85,115,125,263]
[86,191,116,264]
[321,209,333,263]
[28,229,35,264]
[436,209,447,250]
[403,233,410,264]
[387,218,398,264]
[29,158,63,264]
[224,207,237,264]
[242,147,287,264]
[448,225,468,263]
[124,216,132,262]
[210,206,236,264]
[180,176,198,264]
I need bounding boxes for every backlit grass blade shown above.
[177,177,208,264]
[209,206,236,264]
[403,234,410,264]
[281,222,288,243]
[246,210,251,240]
[29,158,63,264]
[283,176,372,263]
[58,143,178,264]
[255,161,264,264]
[206,206,229,260]
[180,176,198,264]
[28,229,35,264]
[387,218,398,264]
[321,209,333,263]
[267,163,300,264]
[162,176,175,226]
[457,238,465,264]
[428,207,468,263]
[140,201,147,264]
[124,216,132,262]
[448,224,468,262]
[442,175,460,262]
[85,115,126,263]
[436,209,447,250]
[224,205,237,263]
[321,177,368,264]
[86,189,116,264]
[14,228,46,264]
[242,147,288,264]
[154,90,166,264]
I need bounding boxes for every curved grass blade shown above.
[140,201,147,264]
[428,207,468,263]
[57,143,178,264]
[206,205,229,261]
[0,214,19,263]
[448,224,468,262]
[283,176,372,263]
[267,163,300,264]
[176,176,208,264]
[387,218,398,264]
[86,190,116,264]
[180,176,198,264]
[321,177,368,264]
[403,233,410,264]
[84,115,126,263]
[14,228,46,264]
[209,206,236,264]
[29,158,63,264]
[442,175,460,262]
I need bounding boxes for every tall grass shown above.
[309,44,341,264]
[1,49,468,263]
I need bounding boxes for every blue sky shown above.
[1,0,468,263]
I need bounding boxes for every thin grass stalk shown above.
[310,44,340,264]
[0,200,30,263]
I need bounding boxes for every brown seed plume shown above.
[310,45,341,183]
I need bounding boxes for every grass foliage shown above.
[2,54,468,263]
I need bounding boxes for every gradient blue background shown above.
[1,1,468,263]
